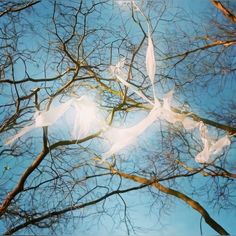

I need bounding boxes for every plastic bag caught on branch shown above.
[102,106,160,161]
[195,122,231,163]
[110,59,154,105]
[5,100,73,145]
[72,96,105,140]
[159,90,185,124]
[5,124,36,145]
[34,100,74,128]
[5,96,104,145]
[146,32,156,98]
[5,0,232,165]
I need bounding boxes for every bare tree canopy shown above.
[0,0,236,235]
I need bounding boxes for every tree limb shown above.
[4,185,147,235]
[0,147,49,217]
[0,1,41,17]
[211,0,236,24]
[111,168,229,235]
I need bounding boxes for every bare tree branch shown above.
[110,168,229,235]
[0,0,41,17]
[4,185,147,235]
[211,0,236,24]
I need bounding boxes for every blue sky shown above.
[75,1,236,235]
[72,188,236,236]
[1,0,236,235]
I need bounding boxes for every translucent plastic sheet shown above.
[195,122,231,163]
[5,124,36,145]
[146,33,156,98]
[34,100,73,128]
[5,1,231,165]
[72,96,105,140]
[5,96,104,145]
[102,107,160,160]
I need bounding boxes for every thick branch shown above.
[189,113,236,135]
[4,185,146,235]
[170,106,236,135]
[111,169,229,235]
[0,1,41,17]
[0,132,101,217]
[0,147,49,217]
[211,0,236,24]
[164,39,236,61]
[176,160,236,179]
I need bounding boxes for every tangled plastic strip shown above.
[103,1,231,163]
[5,0,231,164]
[195,122,231,163]
[102,106,160,160]
[5,96,105,145]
